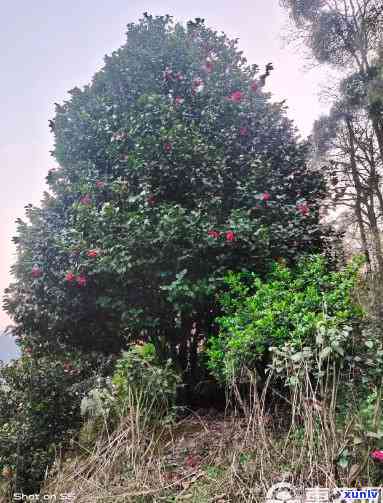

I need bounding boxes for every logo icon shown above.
[266,483,302,503]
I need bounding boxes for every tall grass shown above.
[41,356,382,502]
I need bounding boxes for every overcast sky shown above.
[0,0,329,338]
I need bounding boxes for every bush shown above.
[207,254,363,382]
[79,343,180,434]
[0,350,110,493]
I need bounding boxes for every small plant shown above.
[111,344,181,422]
[80,378,114,419]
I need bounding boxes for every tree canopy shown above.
[4,14,326,380]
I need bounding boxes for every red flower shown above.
[80,194,92,205]
[208,230,220,239]
[31,265,43,278]
[164,142,172,153]
[185,455,200,468]
[297,202,310,216]
[192,79,204,94]
[226,230,235,242]
[174,96,184,106]
[228,91,244,103]
[65,272,76,283]
[63,362,72,372]
[250,81,258,92]
[371,450,383,463]
[76,275,87,287]
[148,195,156,206]
[96,180,105,189]
[86,249,98,258]
[203,61,213,73]
[25,347,32,355]
[240,127,249,136]
[262,192,271,201]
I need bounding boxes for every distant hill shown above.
[0,332,20,362]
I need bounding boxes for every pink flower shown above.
[163,67,173,81]
[185,455,200,468]
[148,195,156,206]
[175,72,184,81]
[164,142,172,153]
[297,202,310,216]
[175,96,184,106]
[226,230,235,242]
[371,450,383,463]
[24,349,33,358]
[86,249,98,258]
[65,272,76,283]
[227,91,244,103]
[111,131,128,142]
[240,127,249,136]
[208,230,220,239]
[192,79,204,94]
[262,192,271,201]
[76,275,87,287]
[96,180,105,189]
[63,362,72,372]
[80,194,92,205]
[250,81,258,92]
[31,265,43,278]
[203,61,214,73]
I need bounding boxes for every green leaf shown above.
[337,457,349,469]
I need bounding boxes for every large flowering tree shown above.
[4,15,325,382]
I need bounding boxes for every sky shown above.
[0,0,329,348]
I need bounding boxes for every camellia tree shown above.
[4,14,326,384]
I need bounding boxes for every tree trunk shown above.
[346,117,372,268]
[372,117,383,167]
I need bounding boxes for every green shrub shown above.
[111,345,180,420]
[0,351,109,493]
[207,254,363,381]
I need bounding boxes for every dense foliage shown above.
[0,351,106,492]
[3,15,326,384]
[208,255,363,381]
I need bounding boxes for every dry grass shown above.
[41,364,381,503]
